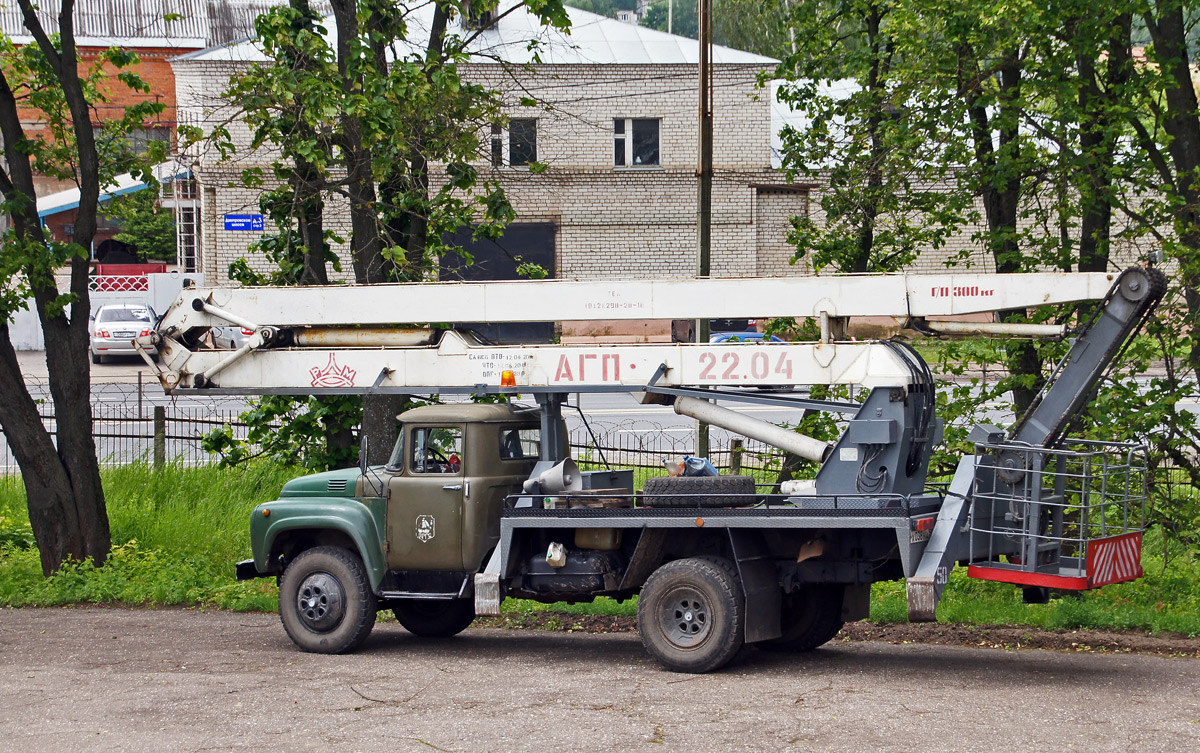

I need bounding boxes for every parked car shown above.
[709,318,758,333]
[90,304,157,364]
[210,326,255,350]
[709,332,784,344]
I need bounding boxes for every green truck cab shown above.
[238,403,543,653]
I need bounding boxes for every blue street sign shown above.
[224,214,265,231]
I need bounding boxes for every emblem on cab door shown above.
[415,515,436,543]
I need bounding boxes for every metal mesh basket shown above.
[967,439,1147,590]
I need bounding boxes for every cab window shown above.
[499,427,540,460]
[411,427,463,474]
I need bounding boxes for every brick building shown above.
[172,2,814,305]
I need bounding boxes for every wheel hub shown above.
[295,571,346,632]
[660,587,711,649]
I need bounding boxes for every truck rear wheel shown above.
[392,598,476,638]
[637,556,745,673]
[279,546,377,654]
[760,585,844,652]
[641,475,757,508]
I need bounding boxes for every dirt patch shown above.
[477,612,1200,657]
[838,622,1200,657]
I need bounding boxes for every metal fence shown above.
[1,384,263,472]
[1,395,1194,513]
[0,391,786,477]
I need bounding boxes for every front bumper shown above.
[235,559,265,581]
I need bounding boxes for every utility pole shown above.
[696,0,713,456]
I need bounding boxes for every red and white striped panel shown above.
[1086,532,1143,588]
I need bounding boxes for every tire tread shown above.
[279,545,377,654]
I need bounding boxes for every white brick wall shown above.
[177,54,1154,287]
[175,56,814,284]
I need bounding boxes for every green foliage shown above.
[0,36,166,323]
[0,463,303,610]
[564,0,636,17]
[110,190,177,261]
[202,395,364,472]
[774,1,971,274]
[205,0,571,285]
[639,0,792,58]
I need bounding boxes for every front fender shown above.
[250,496,388,591]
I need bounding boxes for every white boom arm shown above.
[159,272,1117,333]
[144,272,1118,393]
[153,330,914,392]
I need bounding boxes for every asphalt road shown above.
[0,608,1197,753]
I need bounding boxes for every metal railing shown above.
[968,439,1148,585]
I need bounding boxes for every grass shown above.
[0,463,302,612]
[1,464,1198,637]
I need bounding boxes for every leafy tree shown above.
[642,0,698,38]
[190,0,570,469]
[0,1,166,574]
[564,0,637,17]
[775,1,969,275]
[640,0,791,58]
[110,190,177,262]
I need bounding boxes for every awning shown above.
[36,161,191,219]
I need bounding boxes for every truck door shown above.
[387,425,466,571]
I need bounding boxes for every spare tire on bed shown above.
[640,475,758,508]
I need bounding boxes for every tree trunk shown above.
[1143,5,1200,374]
[0,0,111,573]
[961,47,1041,412]
[293,164,329,285]
[362,394,411,465]
[405,4,450,261]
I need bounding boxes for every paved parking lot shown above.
[1,607,1197,753]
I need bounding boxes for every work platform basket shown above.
[967,439,1147,590]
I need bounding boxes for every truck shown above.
[139,265,1165,673]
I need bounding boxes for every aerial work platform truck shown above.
[141,266,1163,672]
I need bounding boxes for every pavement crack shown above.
[348,678,437,707]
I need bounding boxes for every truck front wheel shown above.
[637,556,745,673]
[279,546,378,654]
[392,598,476,638]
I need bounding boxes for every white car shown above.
[90,303,158,364]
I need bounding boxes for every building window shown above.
[177,206,198,273]
[92,125,171,156]
[490,125,503,166]
[491,119,537,167]
[614,118,659,166]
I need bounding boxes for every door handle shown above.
[442,484,463,491]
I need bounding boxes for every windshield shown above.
[385,430,405,471]
[99,307,153,324]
